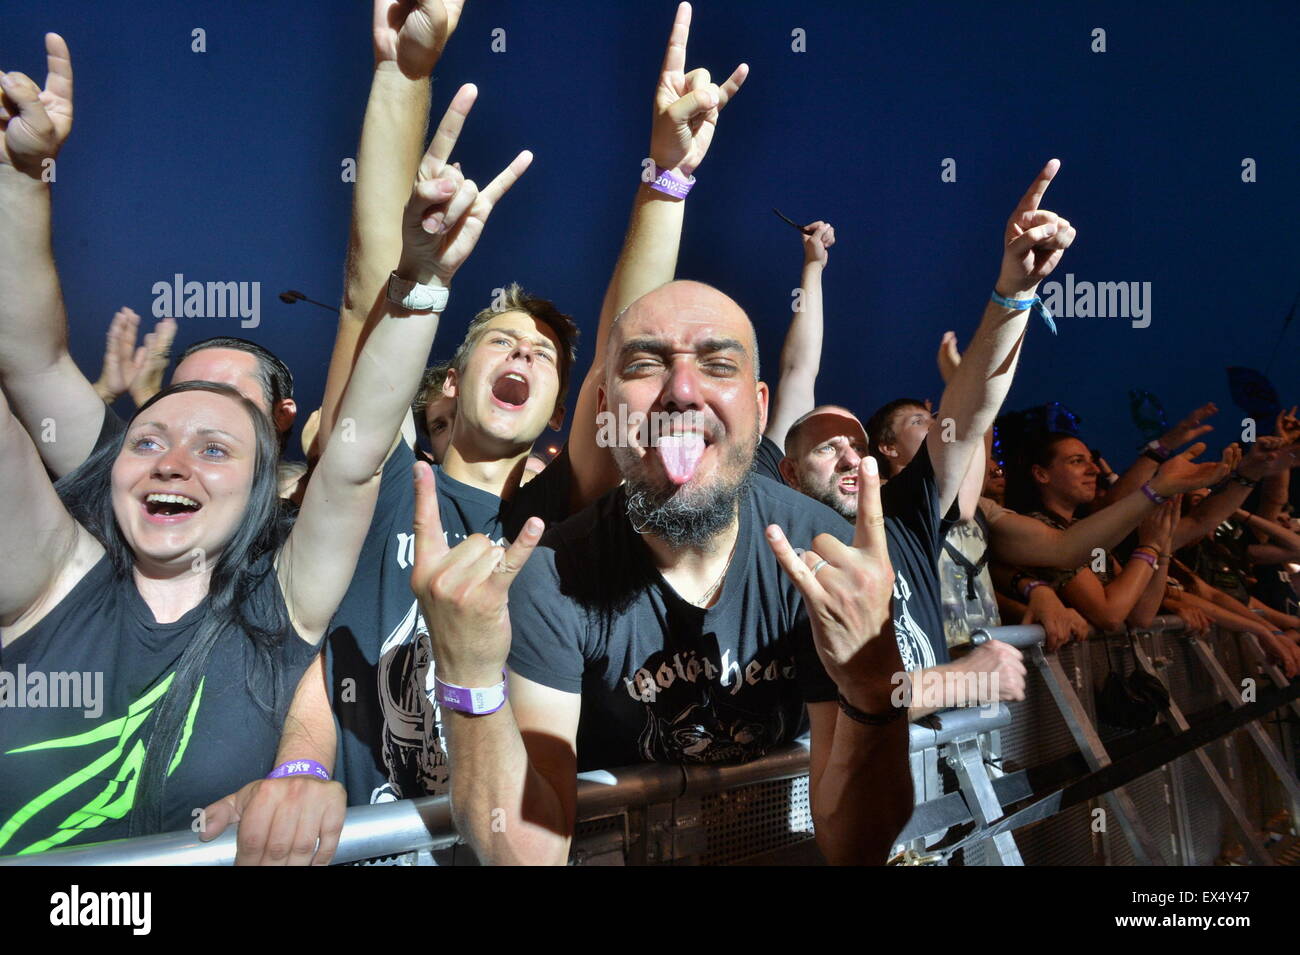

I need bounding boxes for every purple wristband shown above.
[1140,481,1168,504]
[433,670,508,716]
[267,759,330,782]
[1130,549,1158,570]
[1021,579,1047,601]
[647,166,696,200]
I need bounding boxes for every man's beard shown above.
[620,428,756,549]
[798,472,856,522]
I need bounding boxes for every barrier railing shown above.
[2,617,1295,866]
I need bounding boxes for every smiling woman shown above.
[0,17,519,853]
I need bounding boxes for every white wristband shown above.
[387,272,449,313]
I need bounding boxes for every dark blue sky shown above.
[6,0,1297,458]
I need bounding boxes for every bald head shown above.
[598,280,769,548]
[607,280,760,386]
[784,405,869,459]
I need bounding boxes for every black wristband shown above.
[838,693,905,726]
[1141,449,1166,465]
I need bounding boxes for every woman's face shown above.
[1036,437,1099,508]
[112,391,258,573]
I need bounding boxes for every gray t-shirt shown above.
[507,476,851,771]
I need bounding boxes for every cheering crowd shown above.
[2,2,1297,866]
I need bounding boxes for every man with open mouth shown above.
[270,1,754,863]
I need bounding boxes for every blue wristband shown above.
[991,290,1057,335]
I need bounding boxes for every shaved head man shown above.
[778,405,871,521]
[601,280,767,548]
[419,279,911,866]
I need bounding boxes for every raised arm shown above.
[988,443,1232,567]
[936,332,990,522]
[929,160,1076,513]
[0,34,111,477]
[567,1,747,509]
[410,465,580,864]
[315,0,462,454]
[280,89,532,641]
[1104,401,1217,505]
[1173,439,1292,550]
[766,458,912,863]
[0,386,102,635]
[765,222,834,448]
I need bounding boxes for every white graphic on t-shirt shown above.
[892,570,937,673]
[372,598,449,803]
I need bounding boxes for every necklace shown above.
[693,536,738,609]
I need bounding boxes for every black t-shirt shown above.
[880,445,958,670]
[507,476,848,772]
[752,434,786,484]
[326,440,572,806]
[755,436,954,672]
[0,554,317,855]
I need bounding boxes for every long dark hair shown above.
[54,381,294,834]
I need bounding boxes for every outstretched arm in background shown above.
[764,222,834,449]
[567,1,748,509]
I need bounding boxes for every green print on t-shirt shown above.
[0,675,205,855]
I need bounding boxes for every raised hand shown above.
[801,220,835,267]
[1158,401,1217,450]
[765,456,897,707]
[410,462,544,687]
[1275,405,1300,445]
[936,331,961,384]
[96,308,177,406]
[0,33,74,176]
[1151,442,1236,495]
[130,315,178,407]
[372,0,465,78]
[650,2,748,178]
[996,159,1077,300]
[1240,434,1299,480]
[397,84,532,287]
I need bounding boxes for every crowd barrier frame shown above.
[2,618,1297,867]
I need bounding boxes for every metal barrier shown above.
[2,619,1296,866]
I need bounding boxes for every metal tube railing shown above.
[0,617,1219,867]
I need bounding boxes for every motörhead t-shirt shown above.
[507,476,849,772]
[326,439,571,807]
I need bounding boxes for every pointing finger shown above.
[660,2,692,77]
[1015,158,1060,214]
[420,83,477,178]
[853,457,887,553]
[412,461,450,574]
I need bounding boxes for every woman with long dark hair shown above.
[0,86,528,854]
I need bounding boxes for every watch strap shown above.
[387,272,450,313]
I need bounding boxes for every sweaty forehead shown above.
[611,284,757,362]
